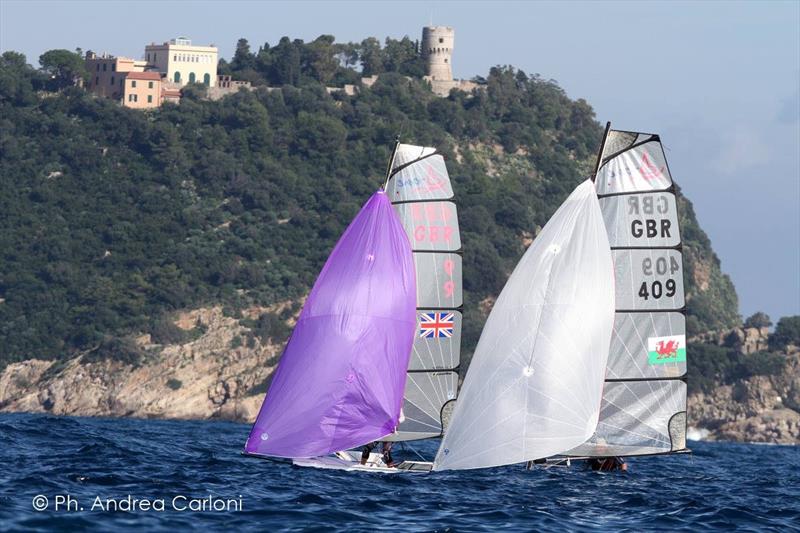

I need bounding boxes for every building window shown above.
[203,73,210,86]
[110,76,114,85]
[147,53,150,62]
[128,94,138,102]
[444,58,448,63]
[147,95,153,103]
[148,81,154,89]
[174,71,181,83]
[439,37,444,43]
[95,76,99,85]
[96,64,100,72]
[112,63,116,72]
[103,63,107,71]
[154,53,156,62]
[131,80,137,88]
[189,72,196,83]
[174,54,177,61]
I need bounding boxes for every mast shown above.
[383,136,401,190]
[591,121,611,182]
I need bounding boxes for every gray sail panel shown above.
[596,140,673,196]
[385,154,454,202]
[608,312,687,380]
[410,310,462,371]
[393,201,461,252]
[600,130,638,161]
[599,192,680,248]
[414,252,462,308]
[385,371,458,441]
[613,249,685,310]
[566,380,687,457]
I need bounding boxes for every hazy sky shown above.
[2,0,798,322]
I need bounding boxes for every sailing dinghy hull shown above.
[292,452,432,473]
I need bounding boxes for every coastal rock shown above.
[0,306,283,423]
[689,352,800,444]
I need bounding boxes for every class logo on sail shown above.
[419,312,455,338]
[638,152,666,181]
[647,335,686,364]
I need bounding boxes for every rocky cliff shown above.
[0,307,281,423]
[688,326,800,444]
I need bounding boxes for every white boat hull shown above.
[293,451,432,473]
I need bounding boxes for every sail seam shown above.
[389,151,439,178]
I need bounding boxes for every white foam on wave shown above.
[687,426,710,442]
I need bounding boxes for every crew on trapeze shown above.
[359,408,405,467]
[587,456,627,472]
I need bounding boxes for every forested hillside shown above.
[0,39,740,370]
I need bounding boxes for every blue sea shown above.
[1,414,798,531]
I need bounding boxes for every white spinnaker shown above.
[386,144,462,442]
[433,180,614,471]
[568,128,688,457]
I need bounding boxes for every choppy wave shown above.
[1,413,797,531]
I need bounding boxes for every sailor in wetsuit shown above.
[588,457,627,472]
[360,441,395,467]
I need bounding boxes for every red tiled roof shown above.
[124,71,162,81]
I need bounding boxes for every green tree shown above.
[744,311,771,329]
[306,35,338,85]
[771,316,800,349]
[359,37,384,76]
[39,49,87,90]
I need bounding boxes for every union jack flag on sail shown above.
[419,312,454,338]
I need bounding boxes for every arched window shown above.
[189,72,196,83]
[203,73,211,86]
[174,71,181,83]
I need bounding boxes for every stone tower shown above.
[422,26,454,81]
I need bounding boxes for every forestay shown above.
[384,144,462,441]
[567,128,688,457]
[433,180,615,471]
[243,191,417,459]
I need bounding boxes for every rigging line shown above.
[408,374,443,420]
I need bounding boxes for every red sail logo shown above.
[423,162,446,192]
[638,152,666,181]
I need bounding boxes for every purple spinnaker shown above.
[244,191,417,459]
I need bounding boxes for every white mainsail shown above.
[567,126,688,457]
[433,180,614,471]
[384,143,463,441]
